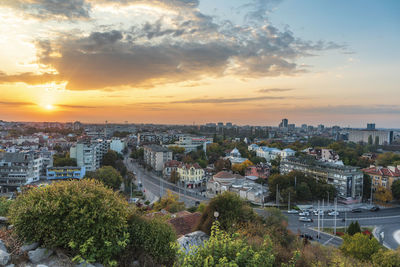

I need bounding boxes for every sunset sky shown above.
[0,0,399,127]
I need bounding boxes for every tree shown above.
[196,192,257,235]
[101,150,118,168]
[392,180,400,200]
[214,158,231,172]
[347,221,361,236]
[86,166,123,190]
[175,221,275,267]
[340,233,381,261]
[170,170,180,184]
[362,174,372,201]
[374,186,393,203]
[53,157,77,167]
[368,135,373,145]
[153,190,185,213]
[377,152,400,167]
[374,136,380,146]
[130,148,144,160]
[168,146,185,155]
[231,160,254,175]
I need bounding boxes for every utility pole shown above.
[322,199,324,232]
[327,191,330,207]
[370,180,373,206]
[334,197,337,235]
[288,192,290,211]
[317,200,320,239]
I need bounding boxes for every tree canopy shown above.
[85,166,123,190]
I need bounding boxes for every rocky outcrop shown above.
[28,247,53,264]
[177,231,209,253]
[21,242,40,253]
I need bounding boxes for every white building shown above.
[143,145,173,172]
[168,136,213,153]
[70,139,110,172]
[176,163,205,188]
[348,129,393,145]
[225,148,247,164]
[255,146,295,162]
[110,138,126,154]
[0,152,43,192]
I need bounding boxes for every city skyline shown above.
[0,0,399,127]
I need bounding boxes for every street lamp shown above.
[214,211,219,221]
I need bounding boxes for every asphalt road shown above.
[124,158,207,207]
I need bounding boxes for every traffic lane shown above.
[381,224,400,250]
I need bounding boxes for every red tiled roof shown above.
[168,212,202,236]
[363,166,400,177]
[164,160,181,167]
[178,162,202,169]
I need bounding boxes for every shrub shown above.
[9,180,129,266]
[126,213,176,265]
[0,197,12,216]
[347,221,361,236]
[340,233,381,261]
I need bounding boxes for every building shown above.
[0,152,43,192]
[206,171,266,204]
[163,160,181,178]
[47,166,86,180]
[168,136,213,153]
[348,129,393,145]
[73,121,82,131]
[225,148,247,164]
[279,118,288,128]
[305,148,341,163]
[245,163,270,180]
[280,156,363,199]
[109,138,126,154]
[367,123,376,130]
[255,146,295,162]
[176,163,205,188]
[70,139,110,171]
[143,145,173,172]
[363,165,400,192]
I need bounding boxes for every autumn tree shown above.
[170,170,180,184]
[392,180,400,200]
[341,233,381,261]
[374,186,393,203]
[153,190,185,213]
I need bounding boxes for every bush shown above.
[126,213,176,265]
[9,180,129,266]
[340,233,381,261]
[347,221,361,236]
[0,197,12,216]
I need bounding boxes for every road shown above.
[124,158,207,207]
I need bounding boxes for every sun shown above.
[45,104,54,110]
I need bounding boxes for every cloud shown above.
[279,105,400,115]
[56,104,97,109]
[0,100,35,107]
[0,0,345,90]
[257,88,294,93]
[171,95,288,104]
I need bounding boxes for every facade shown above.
[110,138,126,154]
[176,163,205,188]
[70,139,109,172]
[143,145,173,172]
[206,171,266,204]
[163,160,181,178]
[363,165,400,192]
[348,129,393,145]
[47,166,86,180]
[225,148,247,164]
[168,136,213,153]
[255,146,295,162]
[280,156,363,199]
[0,152,43,192]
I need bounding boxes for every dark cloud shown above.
[0,0,345,90]
[171,95,287,104]
[0,71,61,85]
[257,88,294,93]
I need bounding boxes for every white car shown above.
[299,211,310,216]
[313,210,324,216]
[299,217,313,222]
[288,209,299,214]
[328,211,339,216]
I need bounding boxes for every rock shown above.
[75,262,96,267]
[7,225,13,230]
[0,240,7,252]
[28,247,53,263]
[5,264,15,267]
[132,260,140,266]
[37,265,49,267]
[177,231,209,254]
[0,249,10,265]
[20,242,40,253]
[0,217,8,224]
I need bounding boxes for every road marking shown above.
[323,237,335,245]
[320,215,400,221]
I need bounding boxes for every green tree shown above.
[392,180,400,200]
[86,166,123,190]
[9,180,129,265]
[153,190,185,213]
[101,150,119,168]
[375,136,380,146]
[363,175,372,201]
[368,135,373,145]
[175,221,275,267]
[53,156,77,167]
[170,170,180,184]
[340,233,381,261]
[196,192,257,235]
[168,146,185,155]
[130,148,144,160]
[347,221,361,236]
[377,152,400,167]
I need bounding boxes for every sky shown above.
[0,0,399,127]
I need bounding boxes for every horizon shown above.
[0,0,399,127]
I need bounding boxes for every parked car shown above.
[370,206,380,212]
[313,210,324,216]
[288,209,299,214]
[328,211,339,216]
[351,208,362,213]
[299,211,310,216]
[299,217,313,222]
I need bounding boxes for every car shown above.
[313,210,324,216]
[288,209,299,214]
[351,208,362,213]
[328,211,339,216]
[299,211,310,216]
[299,217,313,222]
[370,206,380,212]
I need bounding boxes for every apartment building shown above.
[168,136,213,153]
[176,163,205,188]
[143,145,173,172]
[280,156,363,199]
[70,139,109,172]
[348,129,393,145]
[363,165,400,192]
[47,166,86,180]
[0,152,43,192]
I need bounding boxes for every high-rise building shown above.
[367,123,376,130]
[279,118,288,128]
